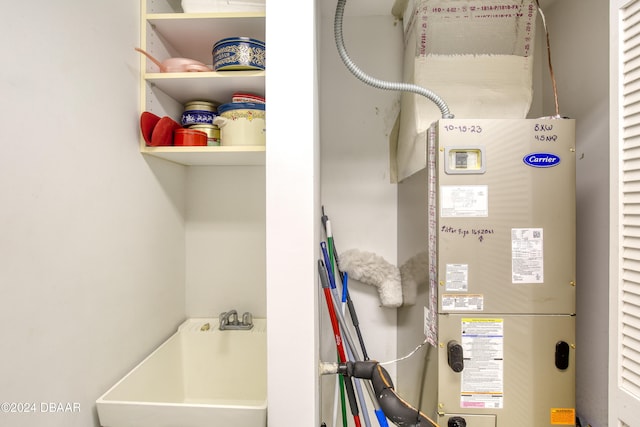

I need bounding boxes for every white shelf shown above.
[140,7,266,166]
[146,13,265,65]
[144,70,265,105]
[141,145,265,166]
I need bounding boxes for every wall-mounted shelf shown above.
[146,13,265,64]
[144,71,265,105]
[139,4,266,166]
[141,145,265,166]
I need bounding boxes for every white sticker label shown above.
[460,318,504,409]
[446,264,469,291]
[440,185,489,217]
[424,306,429,338]
[442,294,484,311]
[511,228,544,283]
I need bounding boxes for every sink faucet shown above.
[219,309,253,330]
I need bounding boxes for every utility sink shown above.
[96,318,266,427]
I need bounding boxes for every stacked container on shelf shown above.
[215,92,266,146]
[139,0,266,165]
[180,100,220,146]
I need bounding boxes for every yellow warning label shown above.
[550,408,575,425]
[461,318,503,323]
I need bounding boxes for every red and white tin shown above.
[232,92,265,104]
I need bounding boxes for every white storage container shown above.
[214,102,265,146]
[182,0,265,13]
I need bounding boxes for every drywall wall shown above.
[0,2,187,426]
[543,1,610,425]
[185,166,266,318]
[319,12,401,424]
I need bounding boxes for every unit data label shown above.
[445,263,469,291]
[442,294,483,311]
[511,228,544,283]
[440,185,488,217]
[460,318,504,409]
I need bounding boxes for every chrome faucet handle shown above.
[219,309,253,330]
[229,310,239,324]
[219,310,238,325]
[242,312,253,326]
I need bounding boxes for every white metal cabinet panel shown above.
[398,119,576,427]
[437,314,576,427]
[434,119,576,315]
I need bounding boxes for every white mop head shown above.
[338,249,403,308]
[399,250,429,306]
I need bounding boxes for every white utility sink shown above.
[96,318,266,427]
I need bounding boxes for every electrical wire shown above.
[334,0,454,119]
[535,0,561,118]
[379,336,429,367]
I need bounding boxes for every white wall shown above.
[0,2,186,426]
[319,12,401,424]
[543,1,610,425]
[265,1,320,425]
[185,166,266,318]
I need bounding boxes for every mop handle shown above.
[342,273,373,427]
[332,244,370,360]
[320,209,387,426]
[320,208,370,360]
[319,260,347,362]
[321,242,338,289]
[324,250,390,427]
[319,260,363,427]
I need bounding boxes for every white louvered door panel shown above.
[612,1,640,426]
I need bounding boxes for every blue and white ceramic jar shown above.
[180,100,218,127]
[212,37,266,71]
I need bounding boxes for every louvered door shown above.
[611,1,640,425]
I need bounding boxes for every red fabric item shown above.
[140,111,161,145]
[150,116,181,147]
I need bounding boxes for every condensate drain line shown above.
[535,0,561,118]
